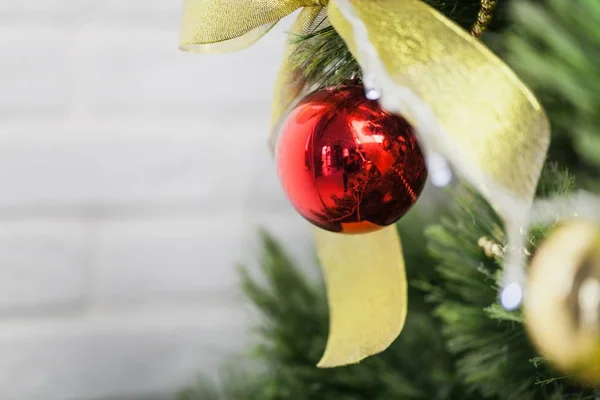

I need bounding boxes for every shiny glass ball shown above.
[276,84,427,234]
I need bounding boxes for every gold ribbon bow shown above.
[180,0,549,367]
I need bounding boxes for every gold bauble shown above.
[525,221,600,384]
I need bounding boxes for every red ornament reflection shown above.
[276,85,427,234]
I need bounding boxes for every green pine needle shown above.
[291,26,361,89]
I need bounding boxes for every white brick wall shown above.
[0,3,312,399]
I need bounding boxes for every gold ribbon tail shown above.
[314,227,407,368]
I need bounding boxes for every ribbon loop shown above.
[328,0,549,217]
[179,0,324,53]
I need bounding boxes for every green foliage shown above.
[291,26,361,89]
[292,0,509,88]
[426,164,597,400]
[504,0,600,181]
[181,229,463,400]
[180,166,599,400]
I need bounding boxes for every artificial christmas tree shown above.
[178,0,600,398]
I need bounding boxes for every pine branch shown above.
[179,165,600,400]
[179,225,465,400]
[291,26,361,89]
[425,164,598,400]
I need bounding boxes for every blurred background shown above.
[0,2,314,399]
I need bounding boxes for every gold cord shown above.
[471,0,498,37]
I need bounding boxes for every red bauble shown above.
[276,84,428,234]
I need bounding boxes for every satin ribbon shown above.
[179,0,549,367]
